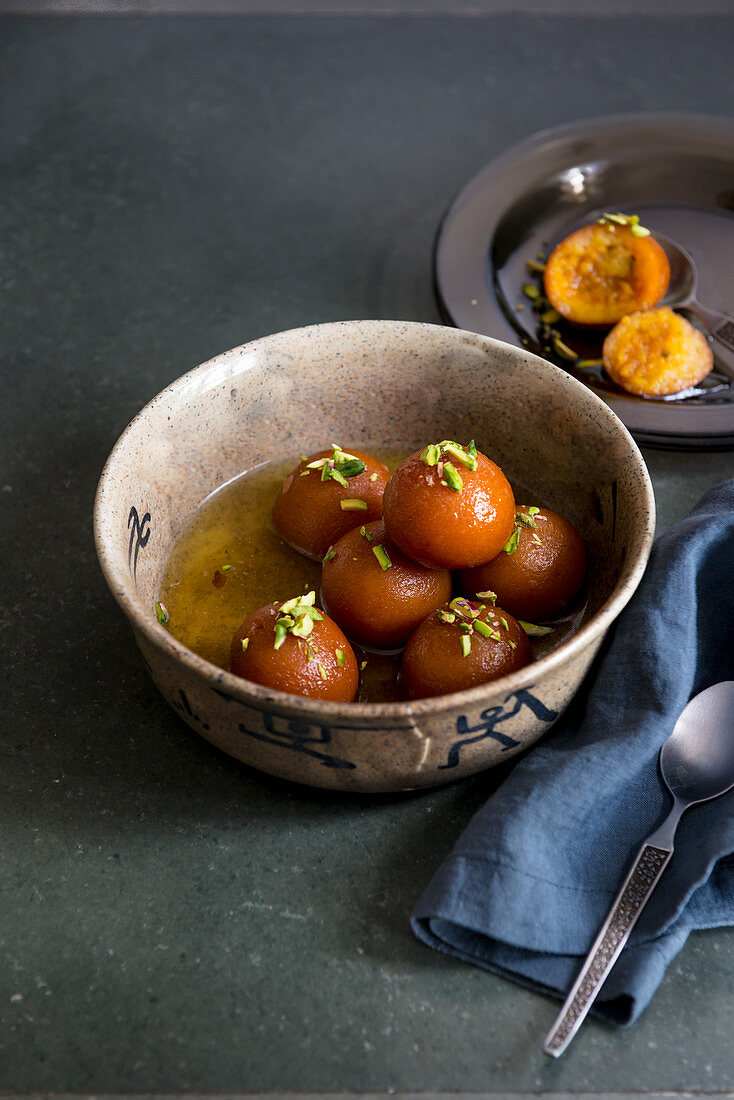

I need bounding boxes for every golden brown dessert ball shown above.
[381,441,515,570]
[229,592,358,702]
[602,306,713,397]
[543,218,670,326]
[272,445,389,561]
[321,520,452,650]
[459,507,586,621]
[401,599,533,700]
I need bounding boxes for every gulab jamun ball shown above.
[321,520,452,651]
[459,506,586,622]
[401,598,533,700]
[230,591,359,702]
[543,216,670,326]
[382,440,515,570]
[272,444,389,561]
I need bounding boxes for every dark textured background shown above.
[2,13,734,1093]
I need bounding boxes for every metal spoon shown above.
[543,681,734,1058]
[655,232,734,377]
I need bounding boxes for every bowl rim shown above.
[93,319,656,722]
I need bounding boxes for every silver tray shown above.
[434,113,734,449]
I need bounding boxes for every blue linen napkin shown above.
[411,479,734,1025]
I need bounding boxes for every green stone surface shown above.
[2,13,734,1095]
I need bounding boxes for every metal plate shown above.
[434,113,734,449]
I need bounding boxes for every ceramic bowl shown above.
[94,320,655,793]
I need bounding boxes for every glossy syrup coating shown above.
[230,597,359,702]
[321,520,452,650]
[602,306,714,397]
[381,445,515,569]
[401,599,533,700]
[459,506,586,622]
[543,221,670,326]
[272,446,390,561]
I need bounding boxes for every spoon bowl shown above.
[655,232,734,374]
[661,680,734,804]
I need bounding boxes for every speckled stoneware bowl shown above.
[94,320,655,793]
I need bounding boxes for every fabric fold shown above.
[411,480,734,1025]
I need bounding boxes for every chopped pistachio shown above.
[156,601,169,625]
[551,333,578,361]
[359,660,367,671]
[599,211,651,237]
[420,443,441,466]
[460,635,472,658]
[509,640,517,649]
[503,528,520,555]
[576,358,604,369]
[340,498,368,511]
[474,620,492,638]
[526,258,546,273]
[372,544,392,570]
[274,621,289,650]
[221,564,233,572]
[437,610,456,624]
[500,617,509,631]
[369,472,378,482]
[519,620,554,637]
[359,525,366,537]
[336,648,345,667]
[443,442,477,471]
[443,462,463,493]
[318,663,328,681]
[540,309,561,325]
[241,637,250,651]
[322,550,336,563]
[522,282,540,300]
[449,596,475,618]
[475,590,497,604]
[329,467,349,488]
[516,511,538,530]
[459,621,473,635]
[527,506,540,515]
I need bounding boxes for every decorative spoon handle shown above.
[688,301,734,355]
[543,841,672,1058]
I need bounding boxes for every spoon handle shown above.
[688,301,734,355]
[543,840,672,1058]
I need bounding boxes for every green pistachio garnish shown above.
[336,649,345,667]
[241,637,250,651]
[523,282,540,300]
[519,620,554,637]
[474,620,492,638]
[475,589,497,604]
[359,660,367,671]
[372,544,392,570]
[156,601,169,625]
[516,510,539,530]
[318,663,329,681]
[222,564,233,572]
[443,462,463,493]
[340,498,368,511]
[322,550,336,563]
[460,635,472,658]
[503,528,520,555]
[369,472,378,482]
[449,597,477,618]
[437,610,456,624]
[419,440,477,492]
[540,309,560,325]
[307,444,366,487]
[273,591,324,649]
[599,212,651,237]
[551,333,578,361]
[500,617,509,631]
[526,259,546,273]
